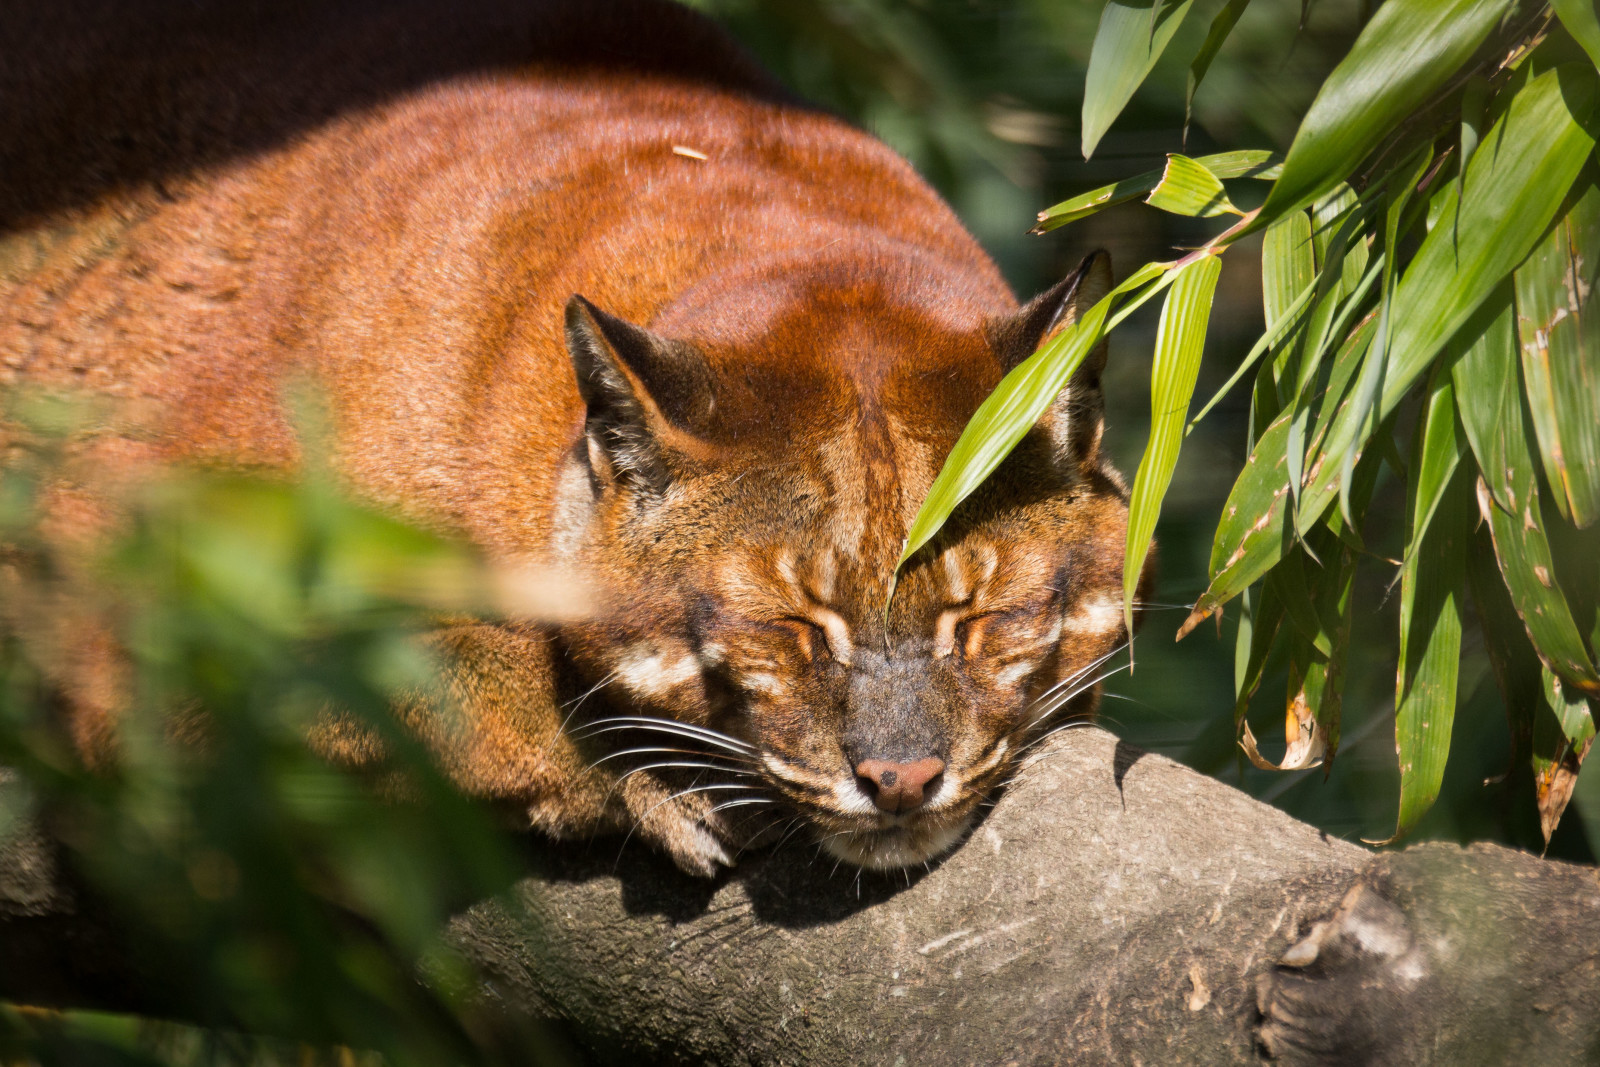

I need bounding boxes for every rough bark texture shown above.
[9,729,1600,1064]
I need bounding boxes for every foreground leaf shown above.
[1124,254,1222,634]
[1467,530,1586,845]
[1180,318,1376,636]
[893,261,1170,583]
[1186,0,1251,133]
[1178,407,1294,639]
[1259,0,1516,221]
[1145,154,1242,216]
[1300,63,1599,525]
[1082,0,1198,160]
[1032,149,1278,232]
[1513,178,1600,528]
[1553,0,1600,73]
[1381,371,1471,843]
[1454,288,1600,697]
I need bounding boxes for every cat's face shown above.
[556,252,1145,871]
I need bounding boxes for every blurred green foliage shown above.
[0,392,565,1065]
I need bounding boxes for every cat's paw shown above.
[620,774,736,878]
[1256,881,1425,1064]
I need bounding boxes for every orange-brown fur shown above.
[1,0,1150,874]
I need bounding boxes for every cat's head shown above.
[554,250,1148,871]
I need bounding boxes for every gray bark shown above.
[9,729,1600,1064]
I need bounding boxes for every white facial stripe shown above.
[940,550,970,602]
[812,549,839,602]
[1063,592,1122,637]
[743,671,788,697]
[993,659,1036,688]
[812,607,854,665]
[762,754,835,791]
[934,609,960,658]
[616,643,701,698]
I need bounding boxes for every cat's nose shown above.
[853,757,945,813]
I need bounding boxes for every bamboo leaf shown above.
[1032,150,1278,232]
[1379,65,1596,419]
[1180,317,1377,637]
[1533,664,1597,842]
[1262,210,1315,335]
[1186,0,1251,135]
[1467,530,1587,844]
[1513,177,1600,528]
[1381,372,1471,843]
[1553,0,1600,74]
[892,261,1171,585]
[1082,0,1198,159]
[1475,472,1600,698]
[1124,255,1222,636]
[1178,407,1295,639]
[1338,148,1432,525]
[1454,285,1600,697]
[1298,64,1599,528]
[1145,154,1243,217]
[1234,580,1284,722]
[1258,0,1516,221]
[1241,531,1353,771]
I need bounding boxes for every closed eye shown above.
[780,609,853,665]
[934,607,1001,659]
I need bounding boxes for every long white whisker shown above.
[1029,660,1131,724]
[710,797,776,814]
[615,760,760,782]
[1028,642,1128,709]
[590,745,755,768]
[560,669,619,719]
[577,717,757,757]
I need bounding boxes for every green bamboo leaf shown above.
[1082,0,1198,160]
[1298,63,1599,528]
[1455,292,1600,698]
[893,260,1171,585]
[1258,0,1516,221]
[1338,148,1433,524]
[1452,286,1522,512]
[1379,65,1595,417]
[1144,154,1243,217]
[1032,150,1278,232]
[1475,472,1600,698]
[1310,184,1358,280]
[1513,177,1600,528]
[1262,210,1314,334]
[1553,0,1600,73]
[1178,407,1295,638]
[1467,529,1589,843]
[1383,373,1472,843]
[1273,544,1333,658]
[1234,581,1284,722]
[1180,318,1377,637]
[1123,254,1222,635]
[1188,271,1315,432]
[1279,531,1355,766]
[1186,0,1251,135]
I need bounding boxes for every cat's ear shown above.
[565,295,713,492]
[989,250,1114,466]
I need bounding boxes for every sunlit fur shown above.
[1,0,1152,875]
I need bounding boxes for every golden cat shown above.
[0,0,1146,875]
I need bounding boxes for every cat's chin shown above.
[818,814,974,870]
